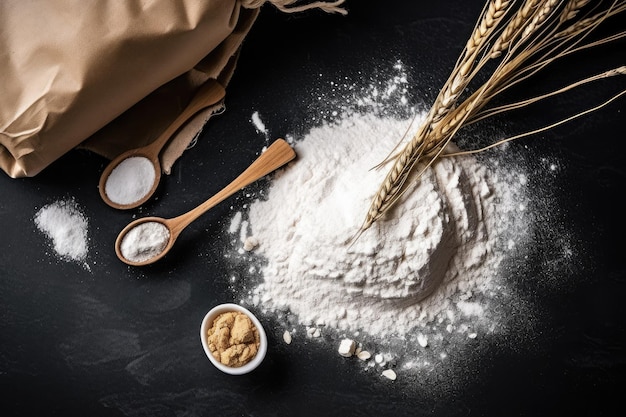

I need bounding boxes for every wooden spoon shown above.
[115,138,296,266]
[99,79,226,210]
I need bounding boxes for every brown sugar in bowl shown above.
[200,303,268,375]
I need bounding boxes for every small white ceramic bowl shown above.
[200,303,267,375]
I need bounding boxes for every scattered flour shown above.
[251,111,268,137]
[226,111,533,385]
[34,198,90,269]
[223,60,550,390]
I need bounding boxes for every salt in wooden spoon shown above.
[115,138,296,266]
[99,79,226,210]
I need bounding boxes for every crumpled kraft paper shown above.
[0,0,258,178]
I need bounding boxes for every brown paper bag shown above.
[0,0,346,178]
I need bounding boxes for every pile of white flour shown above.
[227,113,531,381]
[248,112,505,333]
[225,61,536,386]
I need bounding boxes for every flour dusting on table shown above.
[223,60,571,391]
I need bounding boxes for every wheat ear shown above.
[491,0,542,58]
[560,0,591,23]
[359,0,513,232]
[556,1,626,37]
[359,0,625,236]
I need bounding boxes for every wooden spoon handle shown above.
[144,79,226,156]
[168,139,296,235]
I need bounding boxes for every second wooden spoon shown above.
[115,138,296,266]
[99,79,226,210]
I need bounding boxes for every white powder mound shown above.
[226,111,532,383]
[34,198,90,268]
[241,112,506,333]
[104,156,155,205]
[224,60,539,388]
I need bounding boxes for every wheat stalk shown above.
[491,0,542,58]
[430,0,512,127]
[560,0,591,22]
[556,1,626,36]
[359,0,514,232]
[521,0,562,40]
[358,0,626,236]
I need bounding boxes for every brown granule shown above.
[207,311,260,367]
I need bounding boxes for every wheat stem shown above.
[469,67,626,123]
[446,87,626,157]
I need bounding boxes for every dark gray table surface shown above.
[2,1,625,416]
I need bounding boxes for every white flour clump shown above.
[251,111,268,137]
[227,111,530,382]
[224,61,534,386]
[245,112,504,336]
[34,198,90,269]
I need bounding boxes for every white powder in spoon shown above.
[104,156,156,205]
[34,198,90,268]
[119,221,170,263]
